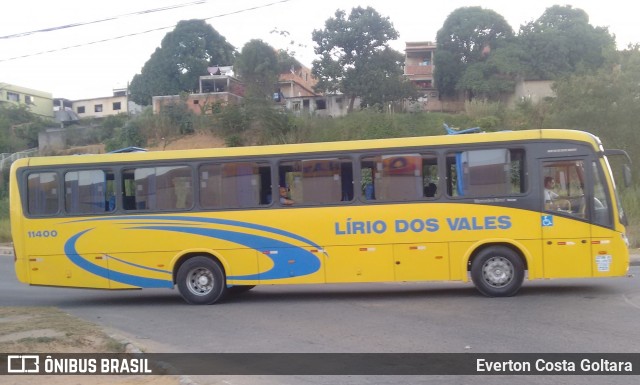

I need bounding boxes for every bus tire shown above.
[470,246,524,297]
[176,256,227,305]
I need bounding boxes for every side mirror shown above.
[623,164,632,187]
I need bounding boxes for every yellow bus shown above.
[9,129,632,304]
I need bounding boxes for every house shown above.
[276,65,317,100]
[151,63,357,118]
[403,41,466,112]
[0,82,54,119]
[72,88,142,119]
[404,42,437,96]
[273,63,352,117]
[152,67,245,114]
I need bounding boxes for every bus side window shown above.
[199,162,271,209]
[422,154,439,198]
[278,158,349,205]
[361,163,375,200]
[361,154,433,201]
[27,172,59,215]
[447,149,525,198]
[64,170,115,214]
[122,169,137,210]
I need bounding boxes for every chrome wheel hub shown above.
[482,256,514,288]
[186,268,214,296]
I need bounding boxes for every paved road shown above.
[2,254,640,384]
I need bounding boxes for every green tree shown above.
[463,40,528,99]
[105,117,146,152]
[129,20,236,105]
[312,7,410,112]
[434,6,514,99]
[276,49,303,76]
[518,5,616,79]
[0,105,47,152]
[234,39,280,100]
[549,47,640,157]
[351,47,417,108]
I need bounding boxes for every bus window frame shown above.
[357,151,441,204]
[276,156,355,207]
[24,169,62,217]
[121,162,195,213]
[63,168,116,215]
[444,146,528,200]
[197,160,273,210]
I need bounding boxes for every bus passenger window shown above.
[278,158,351,205]
[361,166,375,200]
[422,154,439,198]
[199,162,271,208]
[122,166,193,211]
[27,172,59,215]
[64,170,115,214]
[361,154,434,201]
[447,149,525,198]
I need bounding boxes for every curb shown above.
[111,333,199,385]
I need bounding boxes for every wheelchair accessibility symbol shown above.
[542,215,554,227]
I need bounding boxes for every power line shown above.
[0,0,211,40]
[0,0,292,63]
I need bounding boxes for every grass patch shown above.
[0,194,9,243]
[0,307,127,353]
[0,217,9,244]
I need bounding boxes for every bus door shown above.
[540,159,592,278]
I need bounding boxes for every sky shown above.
[1,0,637,101]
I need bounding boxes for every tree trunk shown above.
[348,95,356,113]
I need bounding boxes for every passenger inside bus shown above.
[279,186,294,205]
[424,182,437,197]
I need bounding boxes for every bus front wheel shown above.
[176,256,227,305]
[470,246,524,297]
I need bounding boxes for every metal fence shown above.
[0,148,38,171]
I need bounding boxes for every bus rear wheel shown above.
[176,256,227,305]
[470,246,524,297]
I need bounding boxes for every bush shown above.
[0,193,10,243]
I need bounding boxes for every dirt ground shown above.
[0,307,182,385]
[60,130,226,156]
[146,131,226,151]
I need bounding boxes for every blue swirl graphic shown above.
[62,215,324,287]
[64,229,173,288]
[66,215,324,252]
[133,225,321,280]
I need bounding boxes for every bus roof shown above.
[17,129,601,167]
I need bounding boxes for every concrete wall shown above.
[38,128,66,153]
[507,79,555,106]
[152,93,244,115]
